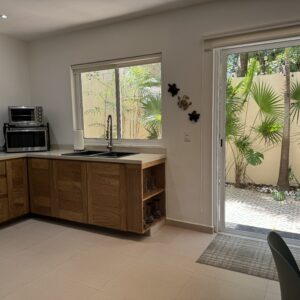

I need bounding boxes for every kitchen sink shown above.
[61,150,105,157]
[96,151,137,158]
[61,151,137,158]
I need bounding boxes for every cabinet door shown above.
[6,159,29,218]
[0,162,9,223]
[28,158,53,216]
[87,162,126,230]
[53,160,87,223]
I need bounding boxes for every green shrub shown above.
[272,191,285,201]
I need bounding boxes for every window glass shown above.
[81,69,117,139]
[119,63,162,139]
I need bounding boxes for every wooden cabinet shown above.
[0,162,9,223]
[87,162,126,230]
[0,156,166,234]
[6,159,29,218]
[52,160,88,223]
[28,158,54,216]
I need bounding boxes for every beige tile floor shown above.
[0,218,280,300]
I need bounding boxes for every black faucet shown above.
[106,115,113,152]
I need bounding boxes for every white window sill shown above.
[84,140,166,154]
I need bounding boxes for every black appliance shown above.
[3,123,50,153]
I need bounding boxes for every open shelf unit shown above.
[142,162,166,233]
[126,159,166,234]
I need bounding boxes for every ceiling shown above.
[0,0,214,41]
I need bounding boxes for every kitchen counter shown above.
[0,149,166,166]
[0,148,166,234]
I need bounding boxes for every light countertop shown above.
[0,149,166,165]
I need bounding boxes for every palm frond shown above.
[226,78,244,139]
[141,95,161,122]
[234,136,264,165]
[226,79,244,113]
[255,116,283,144]
[251,81,282,116]
[226,113,243,139]
[234,136,251,154]
[241,59,257,102]
[144,123,160,139]
[141,94,162,139]
[227,78,243,100]
[291,81,300,123]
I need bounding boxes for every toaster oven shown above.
[8,106,44,127]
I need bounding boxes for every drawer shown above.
[30,158,50,170]
[0,177,7,196]
[0,162,5,176]
[88,162,120,176]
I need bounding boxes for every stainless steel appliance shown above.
[4,124,50,153]
[8,106,44,127]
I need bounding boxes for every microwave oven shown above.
[4,124,50,153]
[8,106,44,127]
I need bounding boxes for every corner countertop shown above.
[0,149,166,166]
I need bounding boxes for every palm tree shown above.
[226,59,283,187]
[277,48,291,190]
[276,48,300,190]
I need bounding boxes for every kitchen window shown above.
[72,54,162,144]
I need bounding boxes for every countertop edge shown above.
[0,151,166,165]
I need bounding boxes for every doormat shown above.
[197,234,300,281]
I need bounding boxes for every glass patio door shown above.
[217,38,300,241]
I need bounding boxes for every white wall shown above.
[0,34,31,146]
[28,0,300,228]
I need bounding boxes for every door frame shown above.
[212,36,300,235]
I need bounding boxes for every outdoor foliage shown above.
[226,59,283,187]
[227,46,300,190]
[120,64,162,139]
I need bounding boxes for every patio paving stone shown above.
[226,185,300,235]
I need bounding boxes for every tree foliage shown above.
[226,59,283,187]
[227,46,300,189]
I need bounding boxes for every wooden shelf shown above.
[143,188,165,202]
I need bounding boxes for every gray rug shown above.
[197,234,300,281]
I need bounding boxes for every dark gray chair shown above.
[267,231,300,300]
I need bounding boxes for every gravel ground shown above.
[226,185,300,234]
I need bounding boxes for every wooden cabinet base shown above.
[28,158,54,216]
[6,159,29,218]
[0,157,166,235]
[52,160,88,223]
[87,163,126,231]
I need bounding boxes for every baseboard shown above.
[166,218,214,234]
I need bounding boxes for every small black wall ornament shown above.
[168,83,180,97]
[188,111,200,122]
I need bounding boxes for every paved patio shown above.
[226,185,300,235]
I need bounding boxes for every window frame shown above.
[71,54,163,146]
